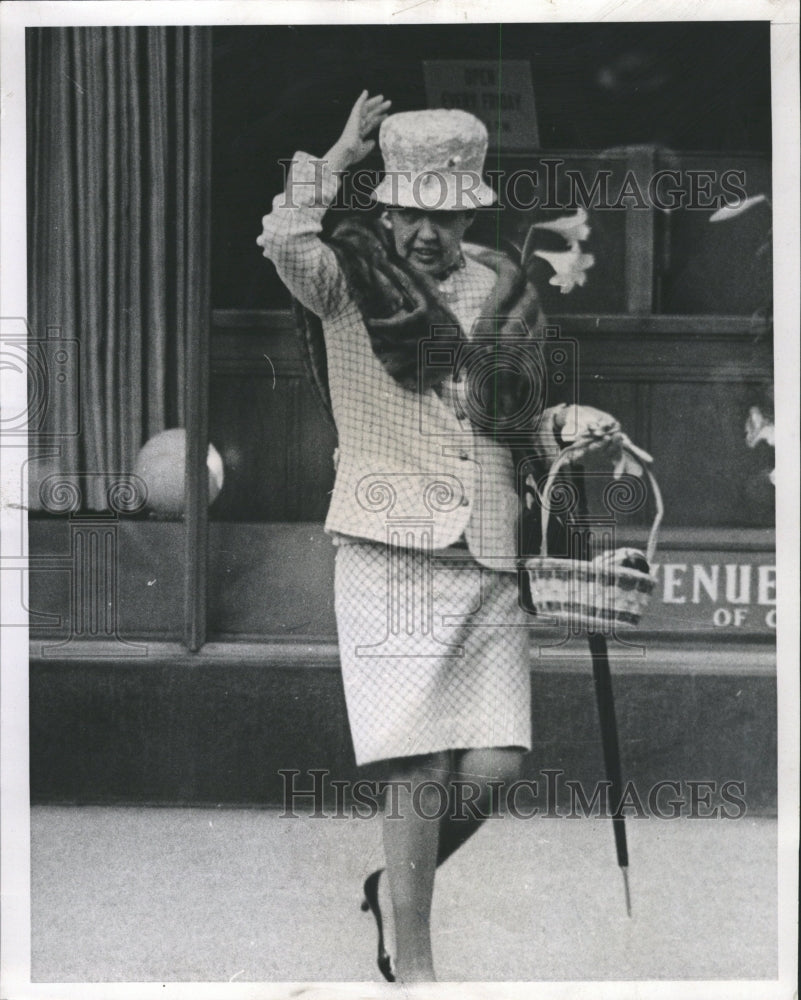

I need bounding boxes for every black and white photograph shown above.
[1,2,798,997]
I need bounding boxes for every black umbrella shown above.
[572,463,632,917]
[535,434,660,917]
[526,447,635,917]
[588,629,632,916]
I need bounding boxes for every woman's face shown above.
[385,208,474,276]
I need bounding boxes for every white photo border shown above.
[1,2,798,999]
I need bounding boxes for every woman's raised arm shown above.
[256,91,391,317]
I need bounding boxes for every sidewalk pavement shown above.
[30,805,776,983]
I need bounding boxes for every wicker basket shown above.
[525,444,663,631]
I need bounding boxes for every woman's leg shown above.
[378,747,523,981]
[436,746,525,867]
[381,750,450,983]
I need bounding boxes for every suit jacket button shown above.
[460,497,470,507]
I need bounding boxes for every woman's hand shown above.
[326,90,392,173]
[555,404,620,455]
[552,404,653,476]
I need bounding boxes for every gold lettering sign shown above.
[648,555,776,633]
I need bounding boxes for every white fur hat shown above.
[372,109,496,211]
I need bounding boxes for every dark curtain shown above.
[27,27,209,510]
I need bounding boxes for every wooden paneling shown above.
[29,520,775,642]
[650,381,775,527]
[623,147,656,314]
[30,311,765,633]
[209,310,773,529]
[209,321,336,522]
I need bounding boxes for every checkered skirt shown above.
[334,538,532,765]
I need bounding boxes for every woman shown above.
[258,91,621,983]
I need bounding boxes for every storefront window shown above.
[27,23,774,645]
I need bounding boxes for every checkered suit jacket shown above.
[258,152,541,571]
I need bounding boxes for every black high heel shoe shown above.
[360,868,395,982]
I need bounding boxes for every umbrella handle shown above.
[538,442,663,562]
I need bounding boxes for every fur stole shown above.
[292,216,547,447]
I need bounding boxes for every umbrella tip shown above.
[621,866,632,917]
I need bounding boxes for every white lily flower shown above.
[744,406,775,488]
[533,244,595,294]
[533,206,591,243]
[709,194,768,222]
[745,406,775,448]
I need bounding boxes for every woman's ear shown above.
[380,210,393,230]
